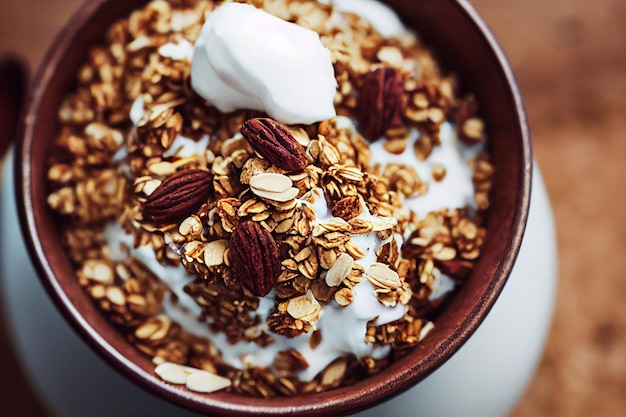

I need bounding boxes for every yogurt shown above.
[190,2,336,125]
[331,0,407,38]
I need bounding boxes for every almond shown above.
[241,118,308,172]
[229,221,280,297]
[364,263,402,289]
[249,172,292,193]
[142,169,214,225]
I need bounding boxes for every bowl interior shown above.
[16,0,531,415]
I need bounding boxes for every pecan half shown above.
[241,118,308,172]
[229,221,280,297]
[357,67,405,142]
[142,169,214,225]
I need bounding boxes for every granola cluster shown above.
[46,0,493,396]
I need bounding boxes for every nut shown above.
[154,362,231,393]
[364,263,402,289]
[249,172,292,193]
[229,221,281,297]
[186,369,232,393]
[241,118,309,172]
[203,239,229,266]
[249,172,300,202]
[286,291,322,328]
[357,67,404,142]
[142,169,214,225]
[325,252,354,287]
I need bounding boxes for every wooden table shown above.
[1,1,625,416]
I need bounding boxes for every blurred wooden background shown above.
[1,0,625,416]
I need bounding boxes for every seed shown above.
[135,319,162,340]
[149,315,171,341]
[433,246,457,261]
[179,215,202,237]
[186,370,232,393]
[334,288,353,306]
[203,239,229,266]
[325,253,354,287]
[377,46,404,67]
[249,172,293,193]
[365,263,402,289]
[287,291,322,326]
[82,260,114,284]
[105,286,126,306]
[431,163,446,182]
[147,161,176,176]
[154,362,190,385]
[344,240,366,260]
[460,117,485,144]
[419,321,435,341]
[289,127,311,147]
[384,138,407,155]
[89,284,106,299]
[142,179,162,196]
[154,361,231,393]
[252,186,299,202]
[320,358,347,387]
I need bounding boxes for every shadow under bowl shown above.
[15,0,531,415]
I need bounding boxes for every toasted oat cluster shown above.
[46,0,493,397]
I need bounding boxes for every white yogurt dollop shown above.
[190,2,337,125]
[332,0,406,38]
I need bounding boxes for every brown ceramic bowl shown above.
[15,0,531,415]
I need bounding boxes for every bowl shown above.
[15,0,531,415]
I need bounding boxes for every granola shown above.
[46,0,494,397]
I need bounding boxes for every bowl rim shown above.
[15,0,532,415]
